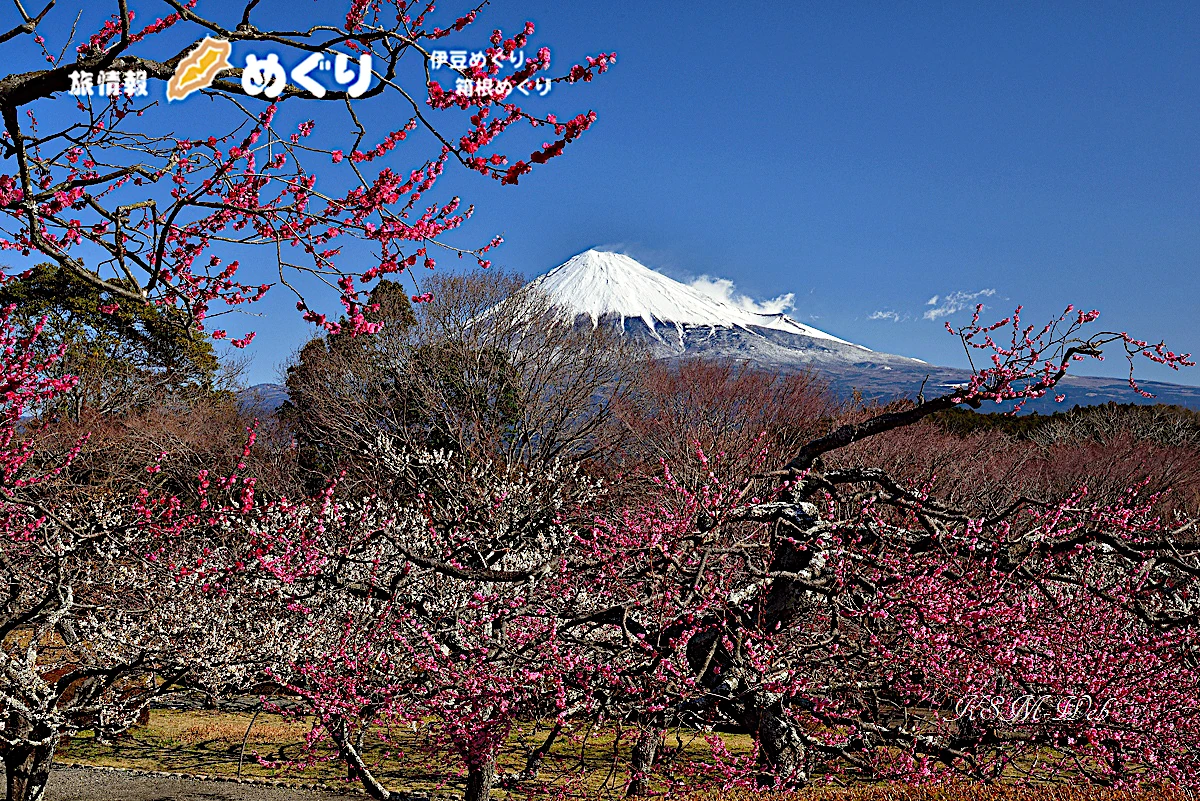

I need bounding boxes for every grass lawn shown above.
[56,708,754,798]
[56,711,1185,801]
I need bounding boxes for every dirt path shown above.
[46,766,365,801]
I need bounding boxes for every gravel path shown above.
[46,766,364,801]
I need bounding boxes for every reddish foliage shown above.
[228,305,1200,799]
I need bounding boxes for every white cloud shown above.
[923,288,996,321]
[868,310,906,323]
[688,275,796,316]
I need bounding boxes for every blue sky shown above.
[453,0,1200,390]
[9,1,1200,388]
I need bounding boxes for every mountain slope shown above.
[530,249,924,369]
[531,249,855,344]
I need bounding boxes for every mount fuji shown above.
[529,249,926,372]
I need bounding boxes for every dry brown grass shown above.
[172,712,310,746]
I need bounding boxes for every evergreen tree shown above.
[0,264,219,420]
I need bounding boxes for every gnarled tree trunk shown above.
[3,736,58,801]
[755,706,809,789]
[627,728,662,797]
[464,755,497,801]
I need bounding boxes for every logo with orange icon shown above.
[167,37,233,102]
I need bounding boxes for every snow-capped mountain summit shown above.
[528,249,925,369]
[530,249,856,347]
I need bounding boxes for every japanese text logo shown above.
[429,47,552,98]
[241,51,372,99]
[68,39,374,101]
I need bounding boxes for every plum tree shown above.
[0,0,613,342]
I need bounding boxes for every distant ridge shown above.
[237,383,289,415]
[238,374,1200,419]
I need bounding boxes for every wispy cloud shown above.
[689,275,796,316]
[923,289,996,321]
[868,310,907,323]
